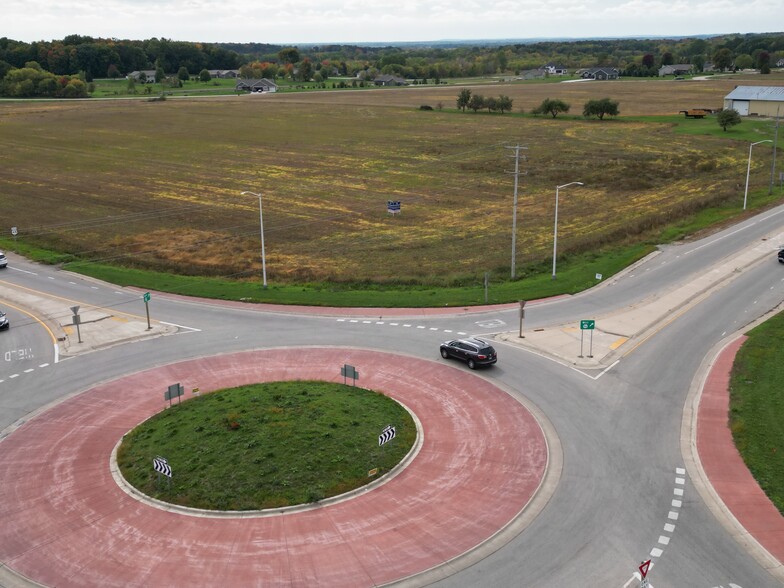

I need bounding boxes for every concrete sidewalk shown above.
[497,228,784,370]
[0,280,175,357]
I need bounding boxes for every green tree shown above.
[758,51,771,74]
[734,54,753,70]
[583,98,620,119]
[497,95,513,114]
[661,52,674,66]
[154,65,165,83]
[468,93,485,112]
[298,58,313,81]
[485,96,498,113]
[456,88,471,111]
[712,48,733,71]
[717,108,742,131]
[199,69,211,82]
[177,66,190,81]
[127,77,136,93]
[278,47,300,64]
[536,98,570,118]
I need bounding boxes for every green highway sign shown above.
[143,292,151,303]
[580,320,595,330]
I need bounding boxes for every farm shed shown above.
[723,86,784,116]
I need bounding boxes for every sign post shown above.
[341,364,359,386]
[153,456,172,490]
[143,292,151,330]
[378,425,396,446]
[70,305,82,344]
[11,226,17,243]
[164,383,184,407]
[519,300,526,338]
[579,319,595,358]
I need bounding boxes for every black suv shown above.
[779,248,784,264]
[440,337,497,369]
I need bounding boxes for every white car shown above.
[0,251,6,268]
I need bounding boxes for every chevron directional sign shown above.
[153,456,172,478]
[378,425,396,446]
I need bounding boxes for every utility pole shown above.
[505,145,527,279]
[770,106,780,195]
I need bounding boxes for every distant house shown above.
[126,70,157,82]
[235,78,277,93]
[724,85,784,116]
[702,61,717,73]
[208,69,240,79]
[658,64,693,77]
[580,67,619,80]
[516,69,546,80]
[374,74,408,86]
[540,63,568,76]
[777,58,784,68]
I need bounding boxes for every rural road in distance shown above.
[1,204,784,587]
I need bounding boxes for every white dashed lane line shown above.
[335,318,467,336]
[624,467,687,588]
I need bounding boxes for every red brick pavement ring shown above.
[0,348,549,587]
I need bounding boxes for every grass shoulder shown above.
[117,381,416,510]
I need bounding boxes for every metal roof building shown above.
[723,85,784,116]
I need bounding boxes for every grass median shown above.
[730,312,784,515]
[117,381,417,510]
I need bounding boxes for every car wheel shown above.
[440,348,449,359]
[467,359,476,369]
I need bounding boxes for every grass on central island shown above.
[117,381,416,510]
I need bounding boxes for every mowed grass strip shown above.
[730,313,784,514]
[117,381,416,510]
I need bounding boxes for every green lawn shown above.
[117,381,416,510]
[730,312,784,514]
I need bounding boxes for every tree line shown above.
[455,90,620,119]
[1,31,782,98]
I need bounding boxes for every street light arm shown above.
[241,190,267,288]
[552,181,584,280]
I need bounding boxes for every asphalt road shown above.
[1,203,784,588]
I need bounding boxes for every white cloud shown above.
[2,0,779,43]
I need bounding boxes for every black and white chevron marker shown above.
[153,456,172,477]
[378,425,396,446]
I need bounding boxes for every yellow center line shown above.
[0,299,58,345]
[0,280,150,322]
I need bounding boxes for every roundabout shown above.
[0,347,551,587]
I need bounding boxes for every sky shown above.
[3,0,781,45]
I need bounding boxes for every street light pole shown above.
[241,191,267,288]
[552,182,584,280]
[743,140,772,210]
